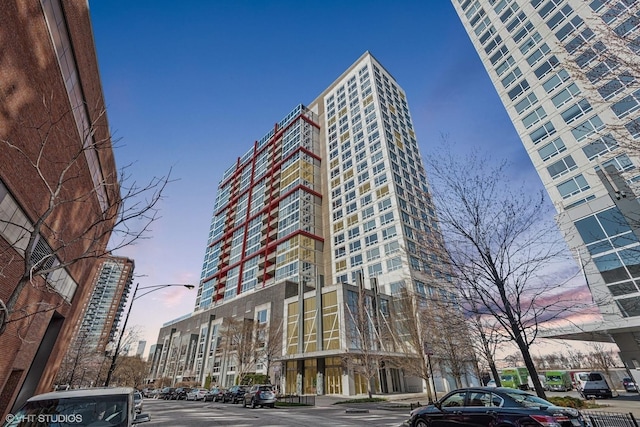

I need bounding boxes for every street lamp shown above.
[104,282,194,386]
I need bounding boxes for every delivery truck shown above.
[500,367,530,390]
[544,370,572,392]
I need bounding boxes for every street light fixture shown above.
[104,282,194,386]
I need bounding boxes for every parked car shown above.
[622,377,638,392]
[403,387,589,427]
[159,387,175,400]
[204,387,226,402]
[170,387,192,400]
[4,387,150,426]
[243,384,277,408]
[186,388,208,401]
[485,379,497,388]
[574,372,613,399]
[134,391,144,413]
[222,385,249,404]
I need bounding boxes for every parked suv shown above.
[243,384,276,408]
[222,385,249,404]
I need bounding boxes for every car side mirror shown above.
[133,413,151,424]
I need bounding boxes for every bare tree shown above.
[257,319,284,384]
[586,342,621,389]
[112,355,150,388]
[0,100,171,335]
[467,309,507,387]
[55,329,103,388]
[219,317,258,385]
[390,287,435,402]
[425,148,588,399]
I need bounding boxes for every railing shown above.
[583,410,639,427]
[277,394,316,406]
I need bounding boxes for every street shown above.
[142,398,409,427]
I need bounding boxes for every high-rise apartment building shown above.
[77,257,134,353]
[151,52,473,395]
[452,0,640,370]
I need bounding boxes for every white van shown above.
[574,371,613,399]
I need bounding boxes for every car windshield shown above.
[6,395,128,427]
[257,386,273,391]
[504,391,553,408]
[547,375,562,381]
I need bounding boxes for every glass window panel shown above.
[597,208,631,237]
[594,253,629,283]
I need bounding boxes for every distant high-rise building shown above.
[136,341,147,358]
[151,52,474,395]
[78,257,134,353]
[452,0,640,368]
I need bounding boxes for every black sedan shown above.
[404,387,589,427]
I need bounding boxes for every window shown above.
[538,137,566,161]
[515,92,538,114]
[363,219,376,232]
[551,83,580,108]
[529,121,556,144]
[526,43,551,67]
[539,0,563,19]
[582,134,618,160]
[547,155,577,179]
[561,99,592,124]
[513,21,534,44]
[495,56,516,76]
[519,32,542,55]
[565,28,595,54]
[600,153,634,172]
[542,69,570,93]
[534,55,560,79]
[612,90,640,118]
[587,59,618,84]
[555,15,584,41]
[522,106,547,128]
[508,79,530,101]
[382,225,397,240]
[598,72,635,100]
[557,174,590,198]
[349,240,362,253]
[386,257,402,272]
[366,247,381,261]
[365,233,379,247]
[547,4,574,30]
[348,226,360,239]
[501,67,523,88]
[571,115,605,141]
[384,240,400,254]
[380,212,394,225]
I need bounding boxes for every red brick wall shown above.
[0,0,118,416]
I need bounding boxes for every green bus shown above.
[500,367,529,390]
[545,370,572,392]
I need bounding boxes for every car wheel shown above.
[243,399,247,408]
[415,419,429,427]
[268,403,274,408]
[251,399,257,409]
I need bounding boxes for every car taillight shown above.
[529,415,562,427]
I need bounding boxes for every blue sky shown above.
[88,1,577,356]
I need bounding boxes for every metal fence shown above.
[582,410,638,427]
[277,395,316,406]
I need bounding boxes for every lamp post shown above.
[104,282,194,386]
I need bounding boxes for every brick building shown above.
[0,0,118,415]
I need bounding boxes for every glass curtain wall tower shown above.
[452,0,640,370]
[153,52,470,395]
